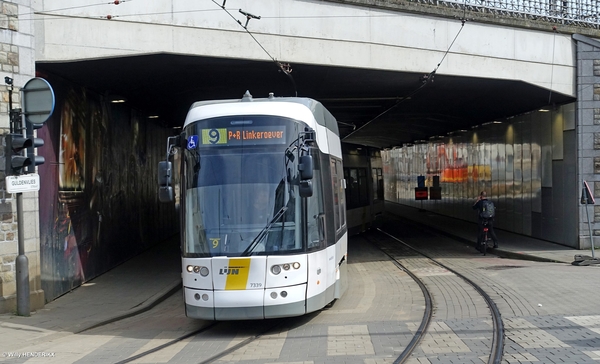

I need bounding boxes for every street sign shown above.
[6,173,40,193]
[430,186,442,200]
[415,187,428,200]
[581,180,595,205]
[22,77,55,125]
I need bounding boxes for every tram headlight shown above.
[270,292,278,299]
[292,262,301,269]
[187,265,209,276]
[199,266,209,277]
[280,291,288,298]
[271,265,281,275]
[282,263,290,271]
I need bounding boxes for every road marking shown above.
[128,331,192,363]
[504,317,570,349]
[328,325,375,356]
[407,321,471,354]
[220,331,288,361]
[565,315,600,336]
[12,333,116,363]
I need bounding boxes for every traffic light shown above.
[26,122,44,173]
[5,133,33,176]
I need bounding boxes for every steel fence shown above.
[411,0,599,28]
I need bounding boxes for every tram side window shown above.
[331,158,346,232]
[307,152,325,251]
[344,167,369,209]
[372,168,383,200]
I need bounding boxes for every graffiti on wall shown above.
[38,78,177,301]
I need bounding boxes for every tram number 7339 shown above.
[157,92,348,320]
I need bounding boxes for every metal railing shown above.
[411,0,599,28]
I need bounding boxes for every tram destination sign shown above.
[197,126,287,147]
[6,173,40,193]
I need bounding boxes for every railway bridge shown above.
[0,0,599,311]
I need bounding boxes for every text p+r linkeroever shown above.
[3,352,55,358]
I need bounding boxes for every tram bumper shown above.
[184,284,307,320]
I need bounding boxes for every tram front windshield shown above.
[182,115,308,258]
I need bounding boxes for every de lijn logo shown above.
[219,266,243,275]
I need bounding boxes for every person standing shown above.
[472,191,498,251]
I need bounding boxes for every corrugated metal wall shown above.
[382,104,577,247]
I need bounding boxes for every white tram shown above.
[158,91,348,320]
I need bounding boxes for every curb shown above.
[74,279,182,334]
[384,211,572,264]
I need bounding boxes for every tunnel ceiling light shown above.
[481,121,503,126]
[109,95,127,103]
[148,115,159,119]
[539,108,550,112]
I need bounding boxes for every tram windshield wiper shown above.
[241,206,288,256]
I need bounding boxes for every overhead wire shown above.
[22,1,582,106]
[343,3,468,142]
[21,0,130,18]
[548,25,597,100]
[210,0,297,97]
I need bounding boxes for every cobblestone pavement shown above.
[2,217,600,363]
[380,219,600,364]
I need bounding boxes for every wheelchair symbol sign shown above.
[187,135,198,150]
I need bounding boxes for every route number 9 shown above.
[208,129,220,144]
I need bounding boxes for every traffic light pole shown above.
[15,109,29,316]
[15,192,29,316]
[6,80,29,316]
[4,76,53,316]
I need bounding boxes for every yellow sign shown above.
[202,128,227,145]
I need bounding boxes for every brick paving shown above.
[2,211,600,363]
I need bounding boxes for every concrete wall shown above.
[33,0,575,97]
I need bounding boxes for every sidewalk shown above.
[384,203,593,265]
[0,236,182,351]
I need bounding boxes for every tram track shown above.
[370,227,504,364]
[108,217,503,364]
[113,319,288,364]
[114,323,217,364]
